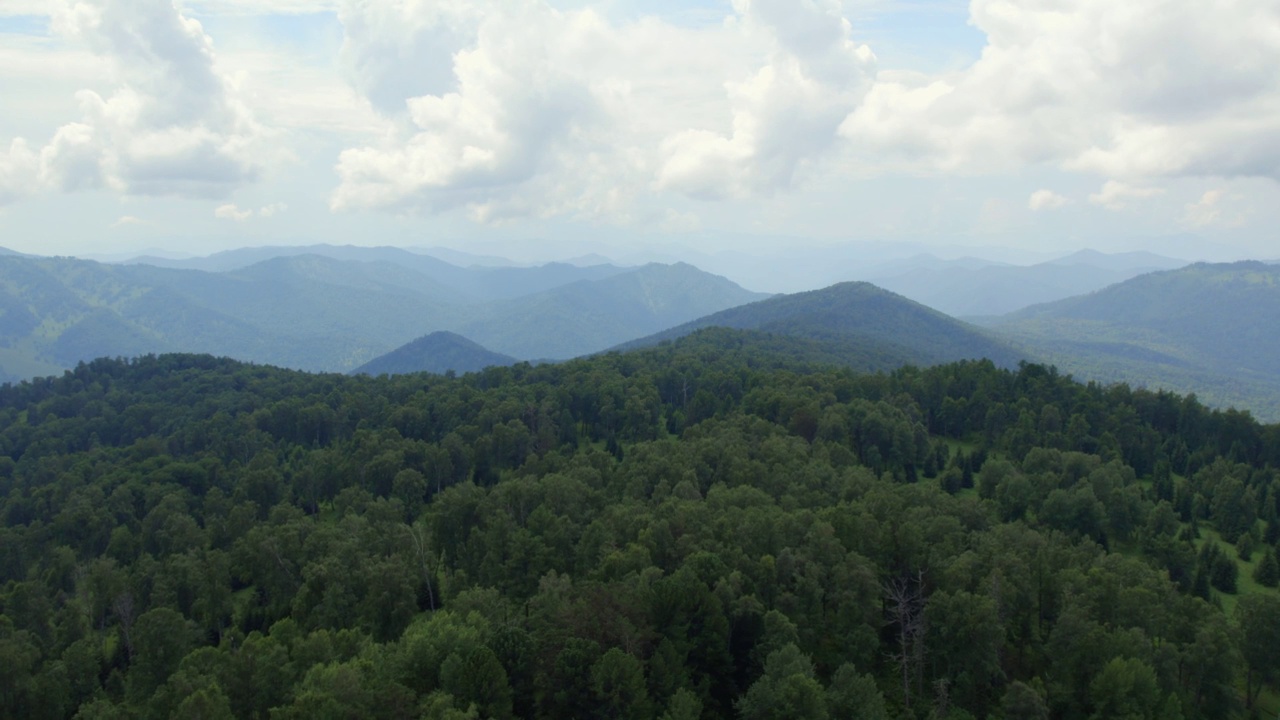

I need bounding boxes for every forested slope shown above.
[618,282,1023,369]
[991,261,1280,421]
[2,330,1280,719]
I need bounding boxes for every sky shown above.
[1,0,1279,264]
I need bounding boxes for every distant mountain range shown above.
[119,244,634,302]
[868,249,1188,318]
[0,253,763,381]
[456,262,768,359]
[987,261,1280,421]
[352,332,516,376]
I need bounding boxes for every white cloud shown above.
[111,214,147,227]
[840,0,1280,182]
[184,0,340,15]
[1028,189,1070,211]
[215,203,252,221]
[1088,180,1164,211]
[655,0,875,200]
[1183,190,1223,227]
[1,0,270,202]
[1182,189,1243,228]
[215,201,285,220]
[331,0,875,219]
[0,1,50,16]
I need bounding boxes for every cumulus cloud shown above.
[1028,189,1070,211]
[215,202,285,220]
[655,0,875,199]
[1182,189,1242,228]
[1088,180,1164,211]
[841,0,1280,182]
[2,0,268,202]
[215,203,252,221]
[111,215,147,227]
[331,0,875,219]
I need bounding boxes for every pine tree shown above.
[1254,550,1280,588]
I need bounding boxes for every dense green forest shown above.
[2,328,1280,719]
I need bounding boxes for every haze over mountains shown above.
[3,242,1279,421]
[987,261,1280,421]
[868,249,1189,318]
[0,249,764,381]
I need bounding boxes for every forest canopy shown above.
[2,328,1279,719]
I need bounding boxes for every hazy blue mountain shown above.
[862,253,1009,277]
[0,254,766,381]
[454,262,770,359]
[617,281,1025,369]
[0,256,284,381]
[1042,248,1187,272]
[352,331,516,376]
[120,244,632,302]
[406,246,522,268]
[0,254,459,379]
[869,249,1188,317]
[990,261,1280,420]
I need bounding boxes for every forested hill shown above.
[617,281,1024,369]
[3,331,1280,719]
[353,331,516,376]
[990,261,1280,421]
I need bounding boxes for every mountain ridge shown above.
[616,280,1025,369]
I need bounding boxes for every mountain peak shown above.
[352,332,516,376]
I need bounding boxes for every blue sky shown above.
[0,0,1277,264]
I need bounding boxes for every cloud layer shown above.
[0,0,267,205]
[841,0,1280,181]
[330,0,875,219]
[3,0,1280,239]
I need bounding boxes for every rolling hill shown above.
[352,332,516,376]
[616,281,1026,369]
[989,261,1280,420]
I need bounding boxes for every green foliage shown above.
[1235,594,1280,708]
[1254,549,1280,588]
[1,335,1278,719]
[618,280,1025,369]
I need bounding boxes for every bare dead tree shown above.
[113,592,136,660]
[933,678,952,720]
[405,523,437,611]
[884,571,927,711]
